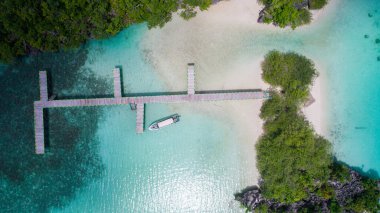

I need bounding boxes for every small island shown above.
[235,51,380,212]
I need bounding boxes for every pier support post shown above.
[130,103,137,110]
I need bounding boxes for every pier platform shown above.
[33,65,269,154]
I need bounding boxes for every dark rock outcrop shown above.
[328,170,365,206]
[294,0,310,10]
[258,8,266,23]
[235,186,265,210]
[257,7,274,23]
[236,189,330,212]
[235,170,375,212]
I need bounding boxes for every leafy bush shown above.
[257,50,331,203]
[257,109,332,203]
[295,8,312,26]
[180,7,198,20]
[257,0,320,29]
[238,51,380,211]
[261,50,317,103]
[309,0,328,10]
[255,50,380,210]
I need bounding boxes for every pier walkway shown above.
[136,104,144,133]
[187,63,195,95]
[113,68,122,98]
[34,64,269,154]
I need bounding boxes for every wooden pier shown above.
[39,71,48,101]
[187,63,195,95]
[113,68,122,98]
[136,104,144,133]
[34,65,269,154]
[34,104,45,154]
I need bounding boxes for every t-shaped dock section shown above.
[34,64,270,154]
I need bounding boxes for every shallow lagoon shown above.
[54,25,259,212]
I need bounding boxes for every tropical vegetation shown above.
[258,0,328,28]
[242,50,380,211]
[0,0,212,62]
[309,0,328,9]
[258,50,331,203]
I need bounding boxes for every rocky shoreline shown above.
[235,169,380,212]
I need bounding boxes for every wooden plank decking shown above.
[187,63,195,95]
[33,64,269,154]
[113,68,122,98]
[34,104,45,154]
[39,71,48,101]
[136,104,144,133]
[35,92,267,108]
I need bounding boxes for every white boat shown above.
[148,114,180,131]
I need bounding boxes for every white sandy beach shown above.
[140,0,338,186]
[303,64,328,136]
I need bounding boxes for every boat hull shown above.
[148,114,180,131]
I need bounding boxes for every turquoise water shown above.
[324,0,380,175]
[0,0,379,212]
[242,0,380,175]
[83,25,165,93]
[49,1,380,211]
[59,104,251,212]
[51,25,257,212]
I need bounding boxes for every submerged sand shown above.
[140,0,338,186]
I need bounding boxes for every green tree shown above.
[257,109,332,203]
[257,50,332,203]
[0,0,213,62]
[262,50,317,103]
[258,0,324,29]
[253,50,380,210]
[309,0,328,10]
